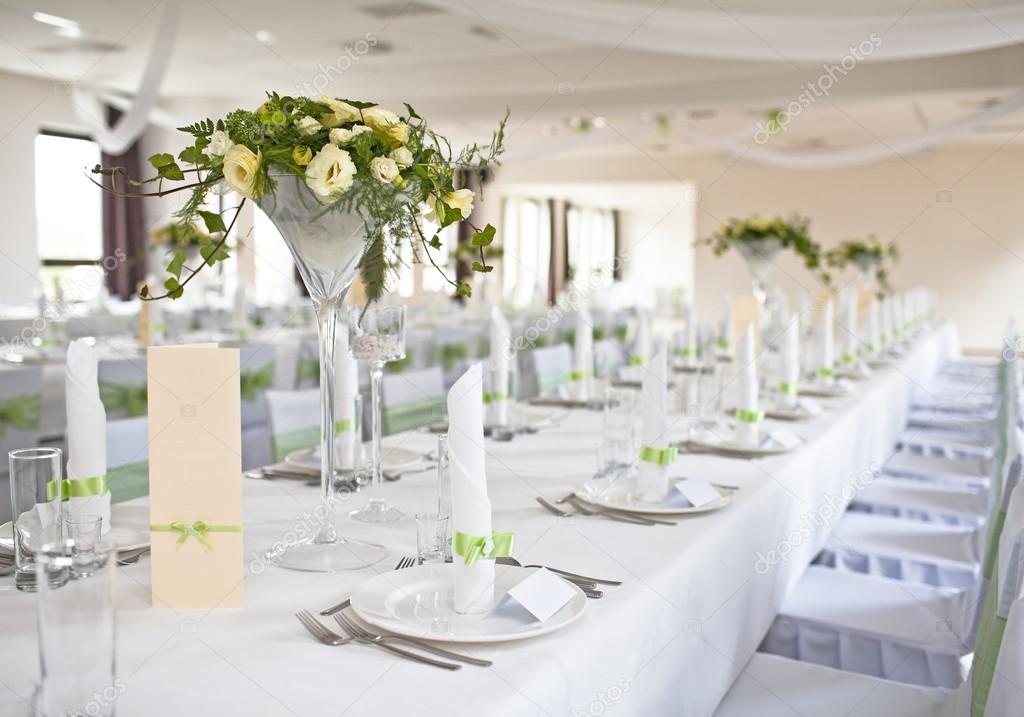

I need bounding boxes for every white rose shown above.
[362,106,410,145]
[369,156,400,183]
[319,96,361,126]
[222,145,262,199]
[329,125,372,147]
[296,116,322,136]
[389,146,413,168]
[207,130,233,157]
[424,188,474,224]
[304,144,357,203]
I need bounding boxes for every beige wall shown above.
[489,145,1024,350]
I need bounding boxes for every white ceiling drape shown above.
[424,0,1024,63]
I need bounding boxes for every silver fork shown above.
[496,556,622,587]
[538,496,655,526]
[334,611,491,667]
[298,610,460,670]
[320,556,415,616]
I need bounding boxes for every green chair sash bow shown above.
[99,381,148,418]
[735,408,765,424]
[46,475,109,501]
[240,362,275,402]
[150,520,242,550]
[452,530,515,566]
[640,444,677,466]
[482,391,507,405]
[0,393,40,441]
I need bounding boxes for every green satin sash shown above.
[99,382,148,418]
[0,393,40,440]
[240,362,275,402]
[383,398,445,435]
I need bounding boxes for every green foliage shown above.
[826,235,899,294]
[699,213,828,283]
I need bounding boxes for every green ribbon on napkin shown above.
[675,348,695,358]
[99,381,148,418]
[640,444,678,466]
[150,520,242,550]
[817,367,835,379]
[452,530,515,566]
[567,370,591,381]
[0,393,40,441]
[735,408,765,424]
[716,338,731,351]
[629,355,648,366]
[779,382,798,396]
[240,362,275,402]
[842,353,857,365]
[482,391,507,405]
[46,475,109,501]
[866,342,879,353]
[334,418,355,432]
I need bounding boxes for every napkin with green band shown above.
[632,307,651,367]
[569,303,593,401]
[635,342,671,503]
[65,339,111,534]
[449,363,497,614]
[720,294,735,356]
[683,303,698,368]
[868,297,882,354]
[336,329,359,470]
[778,313,801,410]
[488,306,511,427]
[818,299,835,383]
[880,297,894,346]
[841,290,860,366]
[735,323,762,447]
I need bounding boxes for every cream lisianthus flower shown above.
[329,125,372,147]
[223,145,262,199]
[369,156,400,183]
[304,144,357,203]
[389,146,413,168]
[295,116,322,136]
[319,96,361,127]
[207,130,233,157]
[424,188,474,224]
[362,106,410,145]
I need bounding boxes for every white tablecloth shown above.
[0,324,958,717]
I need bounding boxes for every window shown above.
[418,222,458,296]
[253,204,300,304]
[566,205,616,286]
[502,198,551,308]
[35,132,103,301]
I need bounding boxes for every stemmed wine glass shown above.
[348,305,406,523]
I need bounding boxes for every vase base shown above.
[350,500,406,524]
[270,539,386,572]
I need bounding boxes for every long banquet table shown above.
[0,323,959,717]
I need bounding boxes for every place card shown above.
[502,568,577,622]
[798,397,824,415]
[768,428,802,450]
[670,478,721,508]
[147,344,244,609]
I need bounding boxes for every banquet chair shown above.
[239,345,275,470]
[295,338,320,388]
[106,416,149,503]
[518,344,572,399]
[716,509,1024,716]
[97,356,149,419]
[381,366,445,435]
[0,365,42,523]
[265,388,320,462]
[593,338,627,378]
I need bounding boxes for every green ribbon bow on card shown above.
[482,391,507,405]
[629,356,648,366]
[567,370,591,381]
[46,475,109,501]
[99,382,148,418]
[640,444,678,466]
[452,530,515,566]
[0,393,40,441]
[150,520,242,550]
[817,367,835,379]
[735,408,765,424]
[240,362,275,402]
[779,382,798,396]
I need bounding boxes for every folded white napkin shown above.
[335,329,359,470]
[570,304,593,401]
[448,364,495,614]
[779,314,800,410]
[721,295,735,355]
[735,324,761,447]
[868,298,882,354]
[633,308,651,364]
[683,304,698,368]
[818,299,835,381]
[65,339,111,534]
[635,342,672,503]
[488,306,511,426]
[841,291,859,366]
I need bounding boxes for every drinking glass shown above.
[9,447,63,592]
[415,513,449,565]
[349,305,406,523]
[484,361,518,440]
[597,387,639,477]
[36,539,118,717]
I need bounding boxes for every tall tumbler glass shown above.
[597,387,639,478]
[9,447,63,592]
[36,539,118,717]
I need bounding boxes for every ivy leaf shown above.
[200,243,229,266]
[438,202,463,228]
[198,211,227,234]
[428,234,442,250]
[148,153,175,168]
[471,261,493,273]
[454,282,472,298]
[163,277,184,300]
[157,163,185,181]
[138,285,150,299]
[470,224,496,247]
[178,146,208,166]
[167,250,186,280]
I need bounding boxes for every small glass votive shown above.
[415,513,449,565]
[63,514,102,555]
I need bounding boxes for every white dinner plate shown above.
[573,478,734,516]
[798,383,853,398]
[0,503,150,552]
[350,563,587,643]
[764,403,824,421]
[685,432,801,457]
[285,443,425,472]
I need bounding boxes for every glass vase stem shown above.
[369,360,385,510]
[314,298,339,544]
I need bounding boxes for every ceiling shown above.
[0,0,1022,161]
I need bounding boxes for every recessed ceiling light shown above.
[32,11,81,33]
[253,30,276,44]
[592,116,607,129]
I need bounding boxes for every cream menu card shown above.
[147,344,244,608]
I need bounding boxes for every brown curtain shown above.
[101,107,147,299]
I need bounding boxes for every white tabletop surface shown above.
[0,324,958,717]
